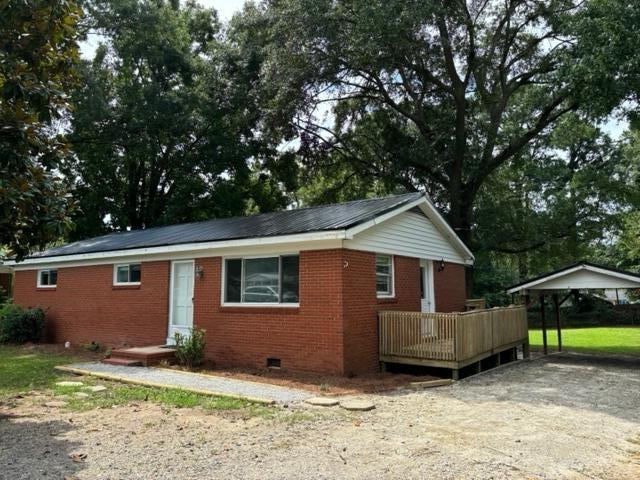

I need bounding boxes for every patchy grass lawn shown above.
[0,345,80,397]
[52,381,265,414]
[529,326,640,356]
[0,345,272,416]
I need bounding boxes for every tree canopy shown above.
[0,0,80,259]
[3,0,640,294]
[67,0,287,239]
[235,0,640,245]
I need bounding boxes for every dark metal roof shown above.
[506,261,640,291]
[31,192,424,259]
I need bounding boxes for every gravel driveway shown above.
[1,352,639,479]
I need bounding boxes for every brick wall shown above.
[341,250,421,374]
[12,262,169,347]
[11,251,467,375]
[433,262,467,312]
[193,250,345,374]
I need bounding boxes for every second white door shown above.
[168,260,194,343]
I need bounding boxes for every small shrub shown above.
[83,341,100,352]
[173,328,206,369]
[0,304,45,344]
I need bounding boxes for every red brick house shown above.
[10,193,474,375]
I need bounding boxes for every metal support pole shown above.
[553,293,562,352]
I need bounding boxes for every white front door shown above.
[420,260,435,336]
[167,260,194,343]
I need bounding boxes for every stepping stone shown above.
[85,385,107,393]
[56,381,84,387]
[305,397,339,407]
[73,392,89,399]
[339,399,375,412]
[44,401,68,408]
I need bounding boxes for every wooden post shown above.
[540,294,548,355]
[553,293,562,352]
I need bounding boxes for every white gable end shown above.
[344,210,470,264]
[527,269,640,291]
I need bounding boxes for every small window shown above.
[113,263,141,284]
[37,269,57,287]
[224,255,299,305]
[376,254,394,297]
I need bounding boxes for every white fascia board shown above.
[506,264,640,294]
[8,231,347,269]
[345,196,475,265]
[506,265,584,293]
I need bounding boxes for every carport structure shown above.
[507,261,640,354]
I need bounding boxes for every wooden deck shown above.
[379,306,529,377]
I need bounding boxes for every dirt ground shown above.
[1,352,639,480]
[172,363,434,395]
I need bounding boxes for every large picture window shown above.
[224,255,299,304]
[113,263,141,285]
[375,254,394,297]
[37,269,57,287]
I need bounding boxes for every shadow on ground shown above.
[442,352,640,423]
[0,412,84,479]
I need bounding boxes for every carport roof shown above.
[506,261,640,294]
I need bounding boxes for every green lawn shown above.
[529,326,640,356]
[0,345,79,396]
[0,345,270,415]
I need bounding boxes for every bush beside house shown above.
[0,304,45,344]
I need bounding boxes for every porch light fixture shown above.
[438,258,445,272]
[195,265,204,279]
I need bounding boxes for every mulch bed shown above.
[170,362,436,395]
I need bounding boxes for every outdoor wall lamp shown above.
[195,265,204,279]
[438,258,446,272]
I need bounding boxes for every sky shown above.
[200,0,246,21]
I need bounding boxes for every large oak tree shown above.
[241,0,640,244]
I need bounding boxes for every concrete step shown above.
[107,345,176,366]
[101,357,143,367]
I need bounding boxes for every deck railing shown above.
[379,306,528,365]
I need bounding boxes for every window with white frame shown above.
[37,269,57,287]
[375,254,394,297]
[224,255,299,304]
[113,263,141,285]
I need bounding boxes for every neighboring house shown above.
[9,193,474,375]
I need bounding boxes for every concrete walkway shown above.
[57,362,313,404]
